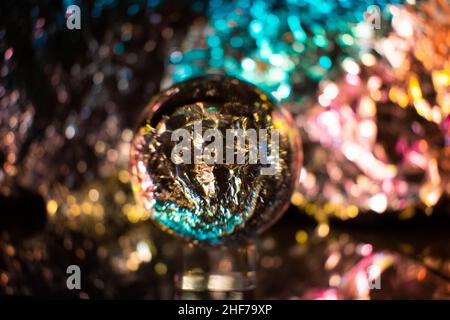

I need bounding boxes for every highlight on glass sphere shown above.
[130,75,302,243]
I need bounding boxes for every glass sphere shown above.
[130,75,302,243]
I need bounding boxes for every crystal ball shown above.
[130,75,302,243]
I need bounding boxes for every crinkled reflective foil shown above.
[294,2,450,221]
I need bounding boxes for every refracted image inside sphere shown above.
[130,76,301,243]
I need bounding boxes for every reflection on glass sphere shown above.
[130,76,302,243]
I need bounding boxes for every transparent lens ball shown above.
[130,76,302,243]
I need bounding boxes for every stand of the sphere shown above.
[175,240,257,298]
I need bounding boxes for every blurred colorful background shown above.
[0,0,449,299]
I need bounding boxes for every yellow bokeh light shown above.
[409,75,423,101]
[88,188,100,202]
[317,223,330,238]
[295,230,308,244]
[46,200,58,216]
[155,262,167,275]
